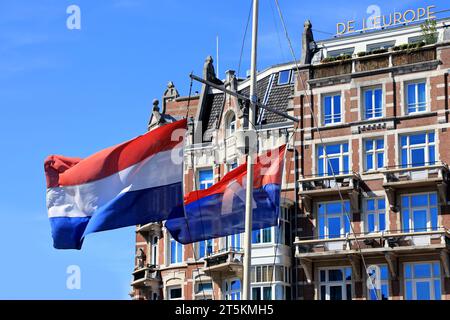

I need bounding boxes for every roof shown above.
[201,67,294,142]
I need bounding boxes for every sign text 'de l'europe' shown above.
[336,5,437,35]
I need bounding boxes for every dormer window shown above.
[278,70,292,85]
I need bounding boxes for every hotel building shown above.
[130,14,450,300]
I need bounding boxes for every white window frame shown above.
[225,112,236,138]
[322,93,342,126]
[404,261,441,300]
[277,70,292,85]
[364,198,387,234]
[169,236,183,265]
[401,192,438,233]
[362,86,384,120]
[364,138,385,172]
[400,132,435,168]
[318,267,353,300]
[317,142,349,176]
[406,80,427,115]
[317,201,350,239]
[167,286,183,300]
[252,227,274,245]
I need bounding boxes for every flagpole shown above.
[242,0,258,301]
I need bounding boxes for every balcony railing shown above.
[299,172,361,195]
[383,162,449,208]
[299,172,361,216]
[312,45,438,81]
[294,228,450,256]
[295,228,450,282]
[131,265,161,287]
[383,162,449,186]
[202,248,243,278]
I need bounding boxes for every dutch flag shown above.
[44,119,187,250]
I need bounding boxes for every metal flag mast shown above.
[242,0,259,300]
[190,0,299,300]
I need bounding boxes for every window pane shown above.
[402,209,410,232]
[330,286,343,300]
[320,270,326,282]
[263,228,272,243]
[343,156,349,174]
[263,287,272,300]
[329,270,343,282]
[431,208,438,231]
[416,282,431,300]
[378,199,386,210]
[377,153,384,169]
[413,210,427,232]
[231,280,241,291]
[278,70,291,84]
[405,281,413,300]
[412,195,428,207]
[367,199,375,211]
[326,144,341,155]
[328,217,341,238]
[411,149,425,167]
[376,139,384,149]
[320,286,326,300]
[418,83,426,105]
[368,214,375,233]
[379,213,386,231]
[405,264,412,279]
[252,288,261,300]
[366,154,373,171]
[410,134,426,145]
[366,140,374,151]
[429,146,436,165]
[434,280,441,300]
[381,284,389,300]
[414,264,432,278]
[433,263,441,276]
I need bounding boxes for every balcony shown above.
[294,228,450,282]
[202,248,244,279]
[383,162,449,209]
[310,45,439,87]
[137,222,162,238]
[131,265,161,287]
[299,172,361,216]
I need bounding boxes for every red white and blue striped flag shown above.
[165,145,286,244]
[44,119,187,250]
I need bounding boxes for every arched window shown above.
[225,112,236,138]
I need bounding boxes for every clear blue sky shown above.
[0,0,447,300]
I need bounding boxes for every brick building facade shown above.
[130,16,450,301]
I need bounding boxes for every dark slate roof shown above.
[200,69,294,141]
[262,72,294,124]
[204,93,224,141]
